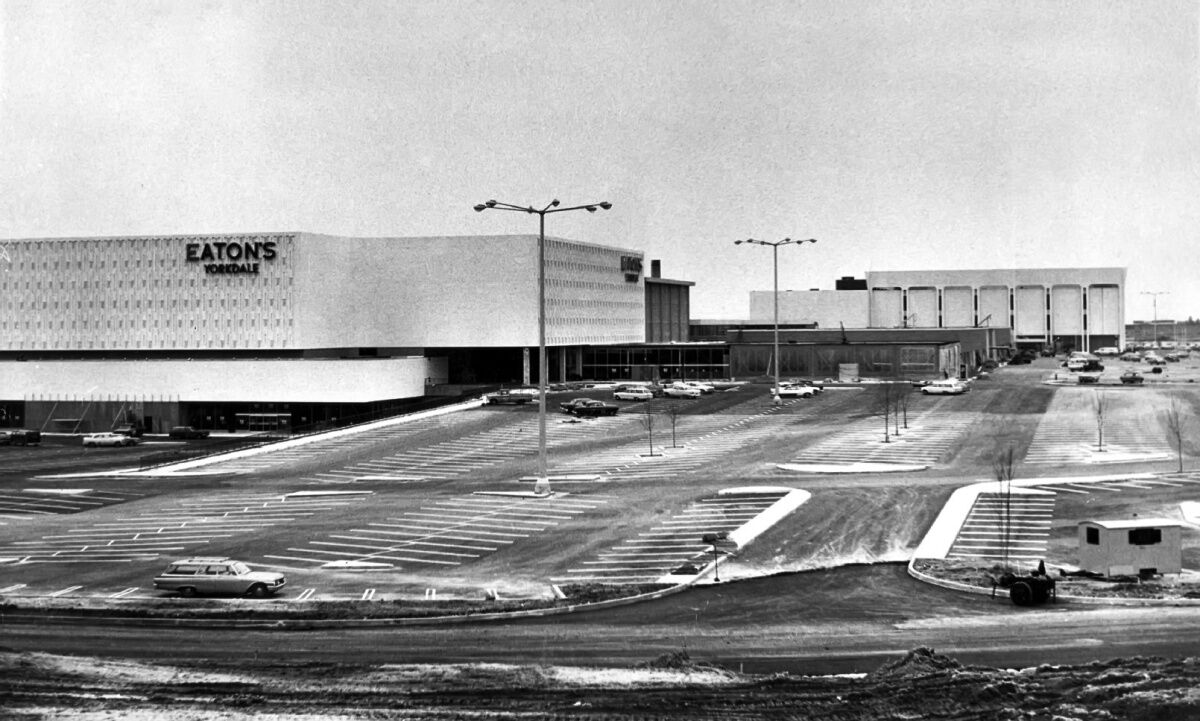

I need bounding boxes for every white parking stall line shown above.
[361,588,376,601]
[296,588,316,601]
[423,505,578,521]
[49,585,83,597]
[0,583,28,593]
[309,540,478,560]
[401,512,553,528]
[368,522,530,539]
[329,534,498,552]
[288,547,460,566]
[108,587,139,598]
[341,531,500,550]
[595,550,700,558]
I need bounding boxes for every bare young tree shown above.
[663,402,684,449]
[1163,395,1187,473]
[1093,391,1108,452]
[993,444,1017,573]
[871,383,898,442]
[896,382,912,431]
[639,406,660,457]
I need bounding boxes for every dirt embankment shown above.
[4,647,1199,720]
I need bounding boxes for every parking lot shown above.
[1,361,1197,602]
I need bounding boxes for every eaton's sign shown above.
[185,240,277,274]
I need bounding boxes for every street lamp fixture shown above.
[474,198,613,495]
[734,237,817,404]
[1140,291,1169,348]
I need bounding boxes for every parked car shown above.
[679,381,715,394]
[559,398,596,414]
[613,387,654,401]
[1120,352,1141,362]
[112,423,143,437]
[563,399,620,417]
[784,379,824,393]
[1078,373,1100,384]
[1120,371,1145,384]
[1093,347,1120,356]
[921,379,969,395]
[663,385,702,399]
[0,429,41,446]
[485,391,532,405]
[83,432,138,447]
[153,557,287,598]
[776,384,817,398]
[1065,358,1104,372]
[168,426,210,440]
[1143,353,1166,366]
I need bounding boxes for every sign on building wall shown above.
[185,239,278,274]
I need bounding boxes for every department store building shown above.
[0,232,666,434]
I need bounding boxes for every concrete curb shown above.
[0,580,700,630]
[907,471,1200,606]
[906,558,1200,607]
[38,399,487,479]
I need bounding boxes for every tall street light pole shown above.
[734,237,817,404]
[1141,291,1168,348]
[474,199,613,495]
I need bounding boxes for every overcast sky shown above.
[2,1,1197,321]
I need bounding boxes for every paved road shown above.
[5,564,1199,675]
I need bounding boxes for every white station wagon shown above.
[921,379,970,395]
[82,432,138,447]
[154,557,287,598]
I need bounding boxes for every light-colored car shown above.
[613,388,654,401]
[1093,347,1120,356]
[82,432,138,447]
[663,385,702,398]
[153,557,287,598]
[921,379,969,395]
[680,381,715,394]
[776,384,817,398]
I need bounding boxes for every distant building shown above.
[747,267,1126,353]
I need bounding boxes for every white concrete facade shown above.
[750,267,1125,351]
[0,232,644,427]
[866,268,1125,349]
[1,232,645,353]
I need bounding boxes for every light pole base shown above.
[532,477,552,497]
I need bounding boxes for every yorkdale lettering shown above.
[185,241,278,274]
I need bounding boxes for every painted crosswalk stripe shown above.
[49,585,83,597]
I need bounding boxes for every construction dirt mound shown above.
[4,648,1200,720]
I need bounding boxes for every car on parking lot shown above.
[1120,352,1141,362]
[679,381,715,394]
[776,383,817,398]
[1143,353,1166,365]
[0,429,41,446]
[561,399,620,417]
[1120,371,1145,384]
[1093,347,1120,356]
[485,390,533,405]
[613,387,654,401]
[82,432,138,447]
[168,426,210,439]
[112,423,143,437]
[921,379,969,395]
[663,385,702,399]
[153,557,287,598]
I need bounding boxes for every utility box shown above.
[1077,518,1183,577]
